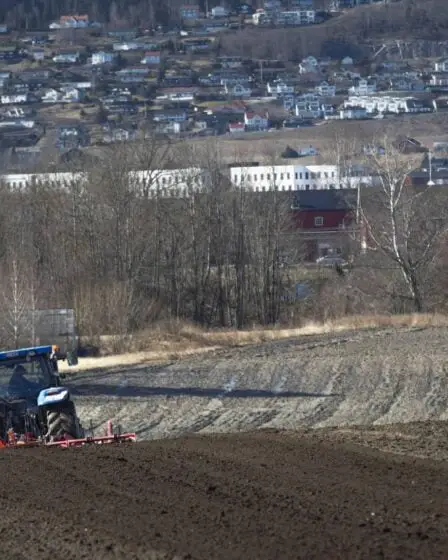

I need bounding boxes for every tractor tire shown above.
[46,401,83,441]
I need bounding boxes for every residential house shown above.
[116,67,149,83]
[228,121,245,133]
[237,3,253,14]
[349,78,376,96]
[50,15,89,29]
[315,81,336,97]
[224,82,252,98]
[282,94,296,111]
[0,71,11,88]
[155,121,189,134]
[434,59,448,73]
[56,124,89,150]
[153,109,188,123]
[267,79,294,96]
[1,94,29,104]
[218,57,243,69]
[211,6,229,17]
[31,49,45,61]
[157,89,196,103]
[299,56,319,74]
[107,29,138,40]
[404,98,432,114]
[339,107,368,119]
[52,52,81,64]
[60,87,84,102]
[290,189,358,261]
[389,77,425,92]
[295,94,322,119]
[244,111,269,131]
[429,73,448,88]
[91,51,116,65]
[41,88,62,103]
[276,10,316,25]
[180,4,201,18]
[103,125,138,143]
[141,51,161,65]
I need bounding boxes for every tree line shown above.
[0,135,447,348]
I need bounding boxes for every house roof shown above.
[292,189,357,211]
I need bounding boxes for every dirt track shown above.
[1,428,448,560]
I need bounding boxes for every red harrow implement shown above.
[1,420,136,449]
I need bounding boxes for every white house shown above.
[60,87,84,102]
[244,111,269,130]
[267,80,294,96]
[52,52,80,64]
[1,94,29,104]
[315,81,336,97]
[349,78,376,96]
[211,6,229,17]
[91,51,116,65]
[430,73,448,87]
[434,59,448,73]
[41,88,62,103]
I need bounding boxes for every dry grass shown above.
[59,313,448,374]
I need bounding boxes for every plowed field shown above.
[1,426,448,559]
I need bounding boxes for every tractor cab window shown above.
[0,357,51,400]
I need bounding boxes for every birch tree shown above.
[359,141,448,312]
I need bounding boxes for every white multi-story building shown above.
[229,164,376,191]
[0,167,210,197]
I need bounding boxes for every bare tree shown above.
[359,140,448,312]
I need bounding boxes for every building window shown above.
[305,184,310,190]
[305,172,309,180]
[287,172,290,180]
[280,173,284,180]
[324,172,328,178]
[274,173,277,179]
[247,174,251,181]
[331,171,335,178]
[295,172,298,179]
[261,174,264,180]
[254,174,257,181]
[300,172,303,179]
[267,173,270,180]
[314,216,324,227]
[233,175,238,183]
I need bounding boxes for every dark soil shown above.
[1,427,447,559]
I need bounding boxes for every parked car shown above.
[316,255,347,267]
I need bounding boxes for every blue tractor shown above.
[0,345,84,445]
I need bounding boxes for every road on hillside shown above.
[0,431,447,559]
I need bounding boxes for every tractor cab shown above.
[0,346,62,402]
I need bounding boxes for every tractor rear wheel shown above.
[46,401,83,441]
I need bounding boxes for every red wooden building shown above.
[289,190,359,261]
